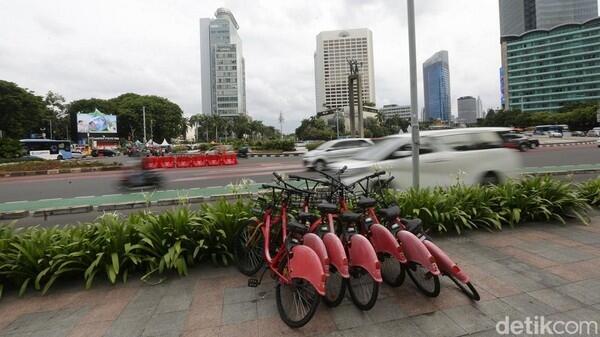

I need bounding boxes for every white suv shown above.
[331,128,522,189]
[303,138,373,171]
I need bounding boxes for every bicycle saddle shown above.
[298,212,320,224]
[287,220,308,235]
[401,218,423,235]
[378,205,400,221]
[357,197,377,209]
[317,202,338,214]
[340,211,362,224]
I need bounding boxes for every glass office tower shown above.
[423,51,451,121]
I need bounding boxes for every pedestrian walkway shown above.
[1,218,600,337]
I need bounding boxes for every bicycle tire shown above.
[276,278,320,328]
[406,263,440,297]
[380,254,405,287]
[347,266,379,310]
[322,266,346,307]
[446,274,480,301]
[233,221,264,276]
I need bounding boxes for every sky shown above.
[2,0,596,133]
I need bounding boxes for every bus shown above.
[533,124,570,136]
[20,139,73,160]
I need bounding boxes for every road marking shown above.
[75,196,95,199]
[4,200,27,204]
[39,198,62,201]
[101,194,122,197]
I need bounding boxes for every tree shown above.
[0,80,47,139]
[44,91,69,139]
[295,117,335,140]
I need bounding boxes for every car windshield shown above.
[315,140,336,150]
[353,137,407,161]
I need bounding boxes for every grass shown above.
[0,160,119,172]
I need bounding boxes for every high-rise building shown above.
[502,18,600,112]
[499,0,598,37]
[457,96,478,124]
[499,0,599,111]
[476,96,485,119]
[379,104,411,120]
[423,50,451,121]
[314,29,375,113]
[200,8,246,117]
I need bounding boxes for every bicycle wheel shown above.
[347,266,379,310]
[406,262,440,297]
[276,278,320,328]
[380,254,405,287]
[233,221,264,276]
[322,266,346,307]
[447,274,480,301]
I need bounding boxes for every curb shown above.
[539,141,596,148]
[32,205,94,217]
[0,210,30,220]
[0,165,122,178]
[249,153,303,158]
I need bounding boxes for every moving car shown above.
[572,131,586,137]
[330,127,522,189]
[548,131,563,138]
[587,128,600,137]
[303,138,373,171]
[91,149,118,157]
[597,138,600,148]
[500,132,539,151]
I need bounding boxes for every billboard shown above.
[77,109,117,133]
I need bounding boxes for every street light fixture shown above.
[407,0,420,189]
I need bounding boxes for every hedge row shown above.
[0,176,598,299]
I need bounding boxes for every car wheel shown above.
[314,160,326,171]
[519,143,528,152]
[57,155,63,160]
[529,142,537,149]
[481,172,500,185]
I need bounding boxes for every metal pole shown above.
[49,120,53,139]
[357,76,364,138]
[150,119,153,141]
[142,106,147,142]
[407,0,420,189]
[336,109,340,139]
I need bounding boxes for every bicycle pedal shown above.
[247,278,260,287]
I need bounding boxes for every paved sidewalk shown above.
[1,218,600,337]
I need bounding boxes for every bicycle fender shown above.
[303,233,329,274]
[289,245,327,296]
[369,224,407,263]
[396,230,440,276]
[348,234,382,282]
[322,232,349,278]
[422,240,469,283]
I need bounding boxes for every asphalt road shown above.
[0,144,598,204]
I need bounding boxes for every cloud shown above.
[0,0,559,132]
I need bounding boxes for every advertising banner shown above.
[77,109,117,133]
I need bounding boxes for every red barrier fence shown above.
[142,154,237,170]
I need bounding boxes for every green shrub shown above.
[0,139,23,159]
[578,178,600,207]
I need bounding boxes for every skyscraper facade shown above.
[457,96,478,124]
[200,8,246,117]
[314,29,375,113]
[499,0,598,37]
[379,104,411,120]
[422,50,451,121]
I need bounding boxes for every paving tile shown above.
[142,310,187,337]
[527,288,583,312]
[392,286,438,316]
[364,297,408,323]
[184,304,222,331]
[223,286,257,304]
[220,320,258,337]
[556,279,600,305]
[561,306,600,322]
[476,299,526,322]
[329,303,371,330]
[78,301,128,324]
[181,327,220,337]
[222,301,257,324]
[256,298,278,319]
[155,292,193,314]
[2,310,55,334]
[500,246,558,269]
[67,320,112,337]
[443,304,495,334]
[369,318,429,337]
[104,316,149,337]
[475,275,522,298]
[410,311,467,337]
[501,293,560,316]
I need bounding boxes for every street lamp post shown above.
[407,0,420,189]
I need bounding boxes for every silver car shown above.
[331,128,522,189]
[303,138,373,171]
